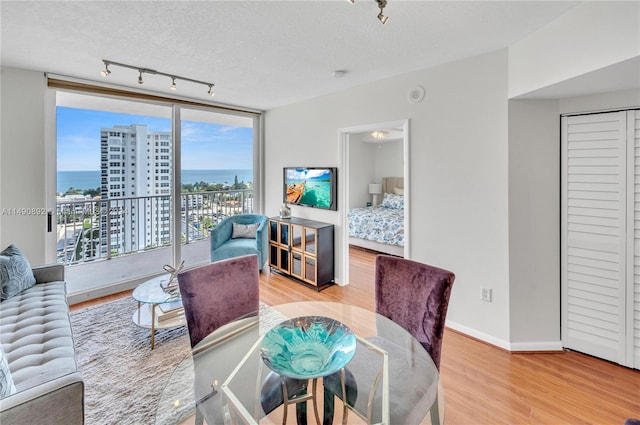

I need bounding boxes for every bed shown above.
[348,177,405,256]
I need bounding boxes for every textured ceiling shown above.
[1,1,580,110]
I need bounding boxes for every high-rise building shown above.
[100,124,172,255]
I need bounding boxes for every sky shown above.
[57,106,253,171]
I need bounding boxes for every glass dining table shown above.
[154,301,444,425]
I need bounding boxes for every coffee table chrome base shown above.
[132,302,186,349]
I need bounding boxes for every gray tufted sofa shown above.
[0,264,84,424]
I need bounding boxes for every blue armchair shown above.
[210,214,269,271]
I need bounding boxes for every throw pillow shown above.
[0,244,36,301]
[381,193,404,209]
[231,222,259,239]
[393,186,404,196]
[0,346,16,398]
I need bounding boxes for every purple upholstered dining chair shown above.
[178,254,260,348]
[323,254,455,425]
[374,254,455,370]
[178,254,310,425]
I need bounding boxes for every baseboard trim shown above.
[445,320,511,351]
[446,320,564,352]
[510,341,564,352]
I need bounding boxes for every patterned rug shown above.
[70,296,281,425]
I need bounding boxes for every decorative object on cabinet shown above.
[268,217,334,290]
[279,203,291,219]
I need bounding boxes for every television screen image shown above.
[284,167,337,211]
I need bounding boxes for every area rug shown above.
[70,296,283,425]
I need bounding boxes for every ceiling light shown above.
[100,59,216,97]
[100,61,111,77]
[371,130,388,140]
[376,0,389,24]
[348,0,389,24]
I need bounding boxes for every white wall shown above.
[265,49,512,344]
[348,137,403,209]
[373,141,402,182]
[509,1,640,98]
[348,134,375,209]
[508,99,561,348]
[559,88,640,114]
[0,67,49,264]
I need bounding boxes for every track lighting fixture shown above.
[346,0,389,24]
[100,61,111,77]
[100,59,216,97]
[376,0,389,24]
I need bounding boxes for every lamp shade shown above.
[368,183,382,195]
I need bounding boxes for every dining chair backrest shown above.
[178,254,260,348]
[375,254,455,370]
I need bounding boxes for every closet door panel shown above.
[561,111,628,365]
[631,109,640,368]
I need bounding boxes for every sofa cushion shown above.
[0,281,77,391]
[0,346,16,397]
[0,245,36,301]
[231,222,259,239]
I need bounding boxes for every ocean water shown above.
[57,169,253,193]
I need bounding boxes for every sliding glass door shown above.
[54,89,260,294]
[178,106,256,265]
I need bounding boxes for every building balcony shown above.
[57,189,254,304]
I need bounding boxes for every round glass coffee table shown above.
[132,274,185,349]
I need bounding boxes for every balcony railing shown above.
[56,189,254,265]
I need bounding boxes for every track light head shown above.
[376,0,389,24]
[137,71,144,85]
[170,77,177,91]
[207,84,215,97]
[101,61,111,77]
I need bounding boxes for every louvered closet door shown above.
[631,109,640,369]
[561,111,628,365]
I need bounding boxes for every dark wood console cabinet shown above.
[268,217,334,290]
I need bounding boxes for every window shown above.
[54,83,260,292]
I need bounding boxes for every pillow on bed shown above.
[393,187,404,196]
[381,193,404,209]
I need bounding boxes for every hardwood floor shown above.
[71,246,640,424]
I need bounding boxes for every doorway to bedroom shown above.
[339,120,410,285]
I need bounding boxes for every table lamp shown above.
[369,183,382,206]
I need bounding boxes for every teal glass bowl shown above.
[260,316,357,379]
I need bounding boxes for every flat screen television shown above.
[283,167,337,211]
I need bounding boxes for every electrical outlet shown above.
[481,287,492,302]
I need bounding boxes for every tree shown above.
[64,187,83,196]
[84,187,100,197]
